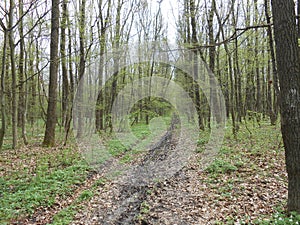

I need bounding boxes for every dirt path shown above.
[70,124,287,224]
[71,116,198,224]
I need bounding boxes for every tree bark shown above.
[43,0,60,146]
[76,0,86,138]
[0,22,7,150]
[214,0,238,136]
[254,0,261,115]
[96,0,111,131]
[61,0,69,130]
[265,0,279,125]
[18,0,28,145]
[190,0,204,130]
[9,0,18,149]
[272,0,300,213]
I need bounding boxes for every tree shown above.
[76,0,87,139]
[0,20,7,150]
[18,0,28,145]
[43,0,60,146]
[190,0,204,130]
[264,0,279,125]
[95,0,112,131]
[60,0,69,131]
[8,0,18,149]
[272,0,300,213]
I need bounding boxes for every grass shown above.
[0,146,90,224]
[205,158,238,174]
[199,120,297,224]
[49,177,107,225]
[1,117,298,224]
[51,205,78,225]
[106,116,173,159]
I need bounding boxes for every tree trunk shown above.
[43,0,60,146]
[18,0,28,145]
[96,0,111,131]
[190,0,204,130]
[109,0,122,132]
[61,0,69,130]
[265,0,279,125]
[9,0,18,149]
[76,0,86,139]
[63,13,75,145]
[215,0,238,136]
[208,0,221,126]
[254,0,261,114]
[0,22,7,150]
[272,0,300,213]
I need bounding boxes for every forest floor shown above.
[0,120,299,224]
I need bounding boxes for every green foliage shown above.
[0,152,89,223]
[50,177,107,225]
[254,211,300,225]
[79,190,94,201]
[92,178,106,188]
[119,153,133,164]
[131,123,151,139]
[108,139,127,156]
[205,159,238,174]
[140,201,150,214]
[51,205,78,225]
[196,130,210,153]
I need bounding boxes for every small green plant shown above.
[254,211,300,225]
[92,178,106,188]
[0,162,89,223]
[140,201,150,214]
[79,190,94,201]
[120,153,133,164]
[108,139,127,156]
[51,205,77,225]
[197,138,208,146]
[205,159,238,174]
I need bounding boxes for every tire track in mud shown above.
[72,114,196,225]
[97,115,180,225]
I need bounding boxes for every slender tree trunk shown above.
[208,0,220,126]
[43,0,60,146]
[76,0,86,138]
[272,0,300,213]
[0,24,7,149]
[96,0,111,131]
[63,14,75,145]
[215,0,237,136]
[232,3,242,122]
[9,0,18,149]
[61,0,69,130]
[28,34,36,126]
[18,0,28,145]
[254,0,261,114]
[265,0,279,125]
[109,0,122,132]
[266,52,273,118]
[190,0,204,130]
[298,0,300,38]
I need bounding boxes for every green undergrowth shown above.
[198,120,293,224]
[50,178,107,225]
[254,210,300,225]
[0,147,90,224]
[107,116,173,159]
[44,118,173,224]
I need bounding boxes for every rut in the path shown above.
[97,114,180,225]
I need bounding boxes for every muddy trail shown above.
[72,114,198,224]
[70,118,287,225]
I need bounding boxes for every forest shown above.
[0,0,300,224]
